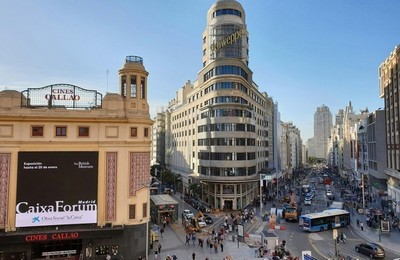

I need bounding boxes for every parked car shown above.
[182,209,194,219]
[355,242,385,258]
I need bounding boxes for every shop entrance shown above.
[223,200,233,211]
[31,239,82,260]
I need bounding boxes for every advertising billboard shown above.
[16,151,98,227]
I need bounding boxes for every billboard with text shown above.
[16,151,98,227]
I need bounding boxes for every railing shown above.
[125,56,143,64]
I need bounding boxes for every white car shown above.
[182,209,194,219]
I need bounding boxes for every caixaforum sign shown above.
[16,151,98,227]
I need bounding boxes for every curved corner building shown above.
[166,0,274,210]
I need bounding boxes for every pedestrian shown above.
[209,241,213,253]
[160,227,164,238]
[185,234,190,245]
[192,233,196,246]
[154,250,158,260]
[356,218,360,228]
[220,242,224,252]
[192,252,196,260]
[158,244,162,253]
[214,241,218,253]
[360,221,364,231]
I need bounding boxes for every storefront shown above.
[0,227,124,260]
[150,195,179,225]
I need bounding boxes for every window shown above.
[55,126,67,137]
[141,78,146,99]
[129,204,136,219]
[121,76,126,97]
[130,75,137,98]
[142,203,147,218]
[131,127,138,137]
[32,126,44,137]
[78,127,89,137]
[144,128,149,137]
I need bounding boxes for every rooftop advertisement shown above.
[16,151,98,227]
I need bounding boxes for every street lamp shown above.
[260,173,264,215]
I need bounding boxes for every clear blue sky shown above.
[1,0,398,140]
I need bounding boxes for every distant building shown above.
[308,105,332,161]
[379,45,400,213]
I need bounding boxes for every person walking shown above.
[356,218,360,228]
[185,234,190,245]
[154,250,158,260]
[360,221,364,231]
[220,242,224,252]
[160,227,164,238]
[192,252,196,260]
[158,244,162,253]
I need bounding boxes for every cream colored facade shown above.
[165,0,274,210]
[0,56,153,260]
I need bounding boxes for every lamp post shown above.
[260,173,264,215]
[362,173,365,213]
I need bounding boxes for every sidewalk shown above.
[350,208,400,255]
[152,220,259,260]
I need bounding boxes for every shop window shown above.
[32,126,44,137]
[144,127,149,137]
[129,204,136,219]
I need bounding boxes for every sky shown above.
[1,0,399,141]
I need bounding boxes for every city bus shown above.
[299,209,350,232]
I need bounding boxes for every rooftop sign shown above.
[21,84,102,109]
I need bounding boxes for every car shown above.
[199,205,211,213]
[203,215,213,224]
[304,198,312,206]
[355,242,385,258]
[182,209,194,219]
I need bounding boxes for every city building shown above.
[366,110,387,199]
[308,105,332,161]
[164,0,275,210]
[0,56,153,260]
[151,111,166,167]
[379,45,400,214]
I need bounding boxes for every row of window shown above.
[204,65,248,82]
[198,138,255,146]
[198,123,255,133]
[205,81,248,94]
[198,152,256,161]
[200,109,252,119]
[198,166,256,177]
[30,125,149,138]
[213,8,242,18]
[204,96,248,106]
[121,75,146,99]
[128,203,147,220]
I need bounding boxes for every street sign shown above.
[302,251,318,260]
